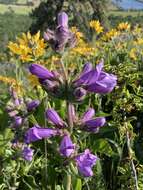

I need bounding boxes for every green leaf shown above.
[74,178,82,190]
[93,139,114,157]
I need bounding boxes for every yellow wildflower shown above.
[0,76,22,94]
[8,31,46,62]
[71,27,84,40]
[133,25,142,35]
[28,74,40,87]
[134,38,143,45]
[89,20,103,34]
[103,29,120,41]
[117,22,130,31]
[129,48,137,60]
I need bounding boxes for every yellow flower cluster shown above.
[71,27,84,41]
[89,20,103,34]
[102,29,120,41]
[117,22,130,31]
[0,76,22,94]
[134,38,143,45]
[8,31,46,62]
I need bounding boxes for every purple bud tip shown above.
[59,135,75,157]
[75,149,98,177]
[14,116,22,127]
[22,147,34,161]
[81,108,95,123]
[58,12,68,27]
[27,100,40,112]
[46,108,66,128]
[29,64,54,80]
[84,117,106,133]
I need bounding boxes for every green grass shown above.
[108,10,143,17]
[0,4,33,14]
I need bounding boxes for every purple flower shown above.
[39,79,59,93]
[46,108,66,128]
[29,64,55,80]
[79,62,93,77]
[25,125,59,144]
[22,147,34,161]
[86,72,117,93]
[44,12,76,52]
[84,117,106,132]
[44,29,55,41]
[81,108,95,123]
[27,100,40,112]
[75,149,98,177]
[57,12,68,27]
[74,61,117,94]
[13,116,22,127]
[74,87,87,101]
[59,135,75,157]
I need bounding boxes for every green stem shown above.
[124,116,138,190]
[66,172,71,190]
[60,57,72,190]
[44,97,48,188]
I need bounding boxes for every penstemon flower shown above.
[75,149,98,177]
[59,135,75,157]
[7,12,118,190]
[44,12,76,52]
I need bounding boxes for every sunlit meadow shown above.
[1,12,143,190]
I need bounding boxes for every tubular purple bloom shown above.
[29,64,55,80]
[81,108,95,123]
[14,116,22,127]
[25,125,58,144]
[44,29,55,41]
[59,135,75,157]
[75,149,98,177]
[46,108,66,128]
[86,72,117,93]
[74,69,97,87]
[82,62,93,75]
[74,61,117,94]
[22,147,34,161]
[84,117,106,132]
[58,12,68,27]
[27,100,40,112]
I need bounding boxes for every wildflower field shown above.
[1,10,143,190]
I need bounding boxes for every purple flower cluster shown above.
[24,107,105,176]
[29,60,117,101]
[6,88,40,160]
[8,12,118,179]
[73,60,117,95]
[44,12,76,52]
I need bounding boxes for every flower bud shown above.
[84,117,106,132]
[46,108,66,128]
[27,100,40,112]
[22,146,34,161]
[58,12,68,27]
[13,116,22,127]
[59,135,75,157]
[81,108,95,123]
[29,64,55,80]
